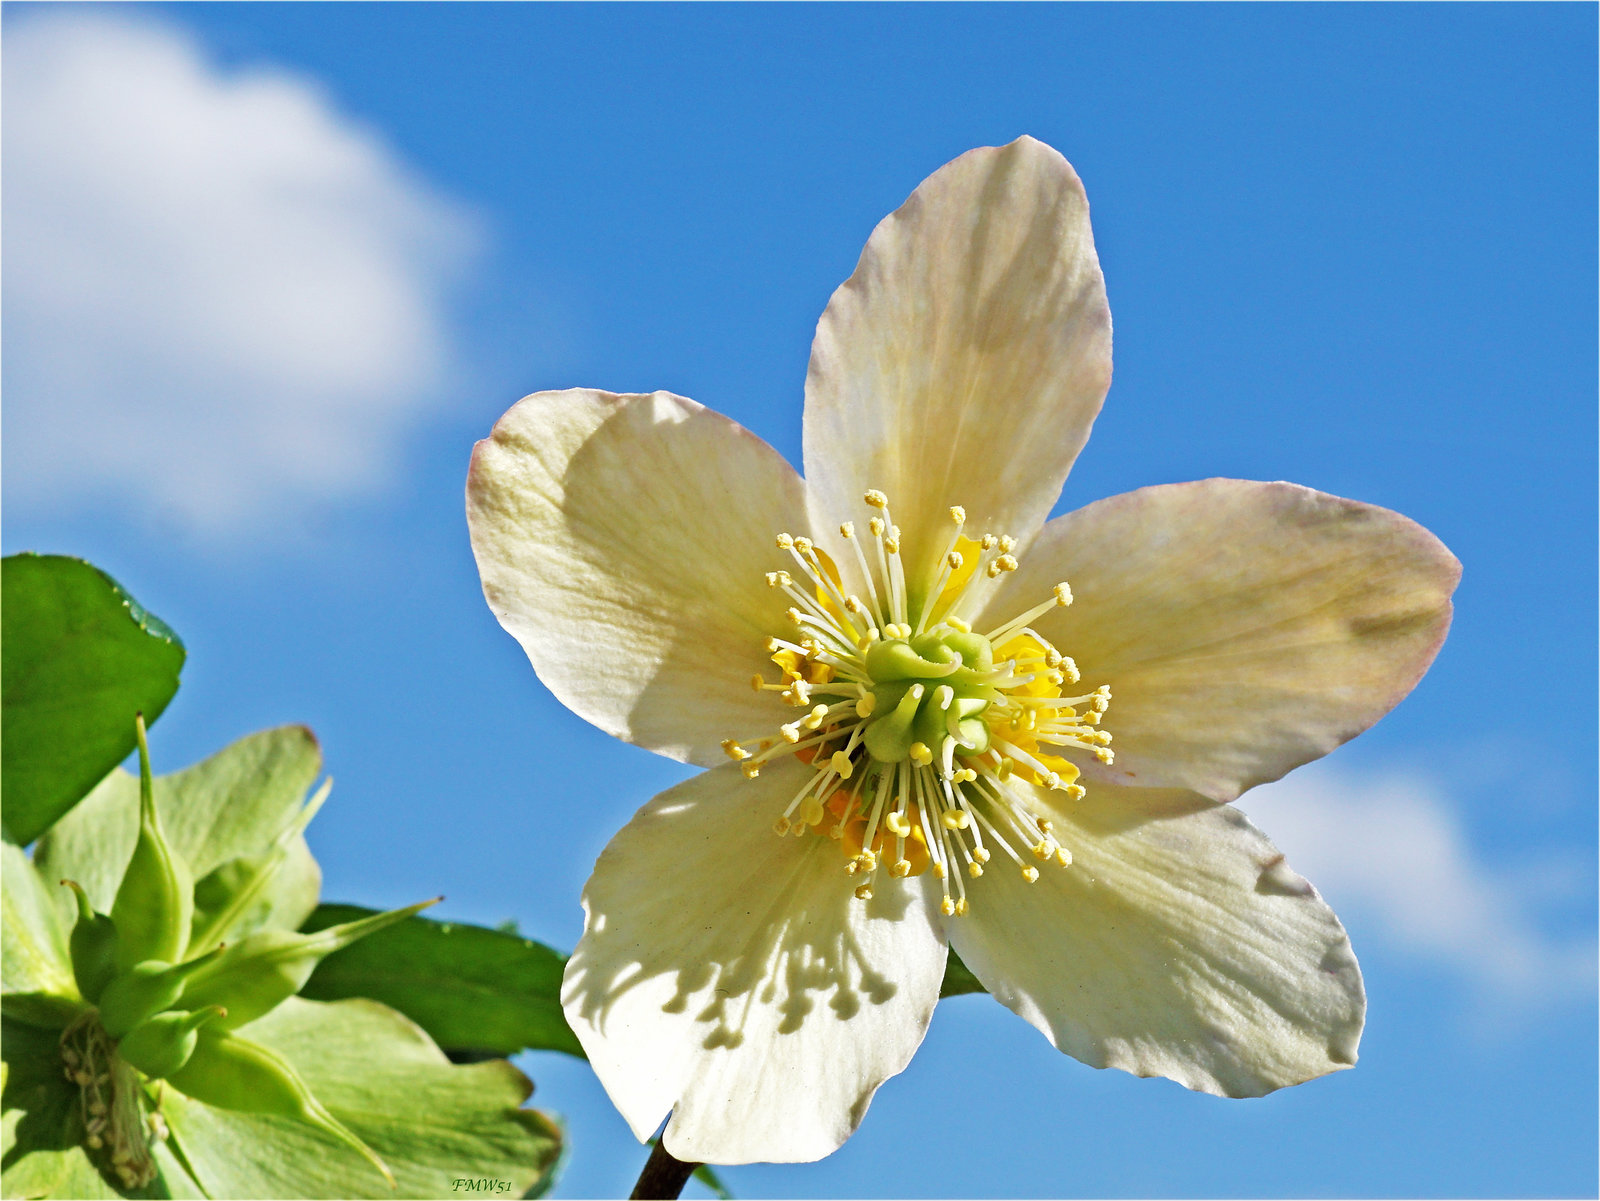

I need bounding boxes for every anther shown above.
[1055,847,1073,867]
[793,536,814,554]
[885,811,912,837]
[941,896,956,916]
[774,817,792,835]
[1021,866,1040,883]
[854,694,876,718]
[967,861,984,879]
[776,533,794,549]
[941,809,970,830]
[890,860,912,878]
[854,884,874,901]
[949,506,966,524]
[750,674,764,691]
[947,550,965,570]
[986,554,1019,578]
[864,490,888,508]
[721,739,751,761]
[830,751,855,778]
[909,741,932,766]
[1053,582,1073,605]
[780,722,802,743]
[998,536,1016,553]
[840,522,855,538]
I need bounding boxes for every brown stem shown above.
[629,1139,701,1200]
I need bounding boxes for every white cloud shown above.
[2,13,478,538]
[1238,761,1596,1008]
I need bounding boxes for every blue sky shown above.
[3,4,1595,1197]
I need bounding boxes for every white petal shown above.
[949,782,1364,1097]
[985,479,1460,801]
[803,136,1112,590]
[467,389,809,766]
[563,759,946,1164]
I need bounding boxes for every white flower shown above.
[466,138,1460,1166]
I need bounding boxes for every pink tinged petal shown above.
[990,479,1461,801]
[466,389,809,767]
[563,759,947,1165]
[803,136,1112,589]
[948,783,1364,1098]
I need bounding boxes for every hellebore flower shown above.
[466,137,1459,1165]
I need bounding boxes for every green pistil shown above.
[862,626,996,763]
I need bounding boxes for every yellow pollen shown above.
[967,861,984,878]
[864,490,888,508]
[987,554,1019,578]
[1054,582,1073,605]
[775,533,794,549]
[721,739,751,761]
[889,859,912,878]
[949,505,966,524]
[940,896,956,916]
[839,522,855,538]
[1021,866,1040,884]
[855,884,874,901]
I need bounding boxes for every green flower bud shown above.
[168,1027,394,1187]
[188,778,331,956]
[111,715,194,970]
[61,879,120,1003]
[115,1004,226,1079]
[183,897,439,1029]
[96,948,224,1038]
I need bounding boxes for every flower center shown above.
[722,490,1113,916]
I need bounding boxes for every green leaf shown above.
[160,997,562,1199]
[35,727,324,940]
[1,1018,206,1198]
[939,947,988,999]
[2,555,185,846]
[299,905,584,1059]
[693,1162,735,1200]
[0,844,79,1020]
